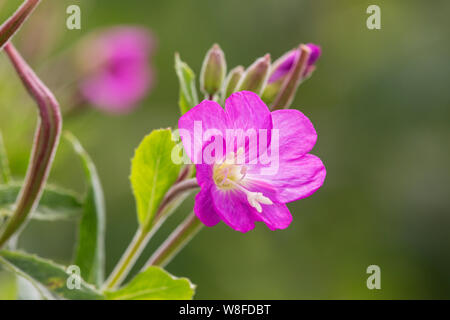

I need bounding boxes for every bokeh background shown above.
[1,0,450,299]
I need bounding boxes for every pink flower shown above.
[78,27,156,113]
[178,91,326,233]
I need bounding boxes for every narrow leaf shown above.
[175,53,199,114]
[65,132,106,287]
[105,266,195,300]
[131,129,181,231]
[0,184,82,221]
[0,250,104,300]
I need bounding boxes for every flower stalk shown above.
[103,178,199,289]
[145,212,203,268]
[0,43,62,248]
[0,0,41,50]
[0,132,12,184]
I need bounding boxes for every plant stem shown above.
[103,178,199,290]
[0,43,62,248]
[145,212,203,268]
[103,227,150,290]
[0,0,41,50]
[153,178,198,223]
[0,132,11,184]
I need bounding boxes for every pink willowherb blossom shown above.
[78,27,156,113]
[178,91,326,233]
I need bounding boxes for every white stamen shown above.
[214,148,273,213]
[247,194,263,213]
[227,180,272,213]
[255,193,273,205]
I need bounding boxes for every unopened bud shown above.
[200,44,227,97]
[271,44,311,109]
[221,65,244,100]
[236,54,271,95]
[262,48,300,105]
[303,43,321,78]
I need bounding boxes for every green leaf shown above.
[0,184,82,221]
[0,250,104,300]
[65,132,106,287]
[175,53,199,114]
[105,266,195,300]
[131,129,181,231]
[0,131,11,184]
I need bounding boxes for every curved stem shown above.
[152,178,198,223]
[0,43,62,248]
[103,178,199,290]
[145,212,203,268]
[176,165,191,183]
[0,0,41,50]
[0,132,11,184]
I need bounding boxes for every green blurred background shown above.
[1,0,450,299]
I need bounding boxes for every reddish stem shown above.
[0,43,62,248]
[0,0,41,50]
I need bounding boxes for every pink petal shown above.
[268,49,300,84]
[224,91,273,159]
[194,186,221,227]
[211,186,257,233]
[195,163,213,188]
[178,100,228,163]
[248,154,326,203]
[225,91,272,132]
[306,43,321,66]
[271,109,317,159]
[257,202,293,230]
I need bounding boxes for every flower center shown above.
[213,148,273,213]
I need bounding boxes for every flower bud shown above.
[303,43,321,78]
[200,44,227,97]
[262,48,300,105]
[236,54,271,95]
[262,43,321,107]
[221,65,244,101]
[271,44,311,109]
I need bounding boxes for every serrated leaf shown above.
[131,129,181,231]
[175,53,199,114]
[65,133,105,287]
[0,250,104,300]
[0,184,82,221]
[105,266,195,300]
